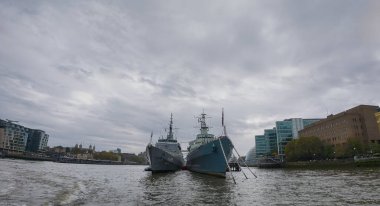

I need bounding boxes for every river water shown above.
[0,159,379,206]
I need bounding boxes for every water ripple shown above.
[0,159,379,205]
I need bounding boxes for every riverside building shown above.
[255,135,267,156]
[0,119,49,153]
[375,108,380,135]
[299,105,380,147]
[255,127,277,157]
[0,120,29,152]
[26,129,49,152]
[276,118,321,159]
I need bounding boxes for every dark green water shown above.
[1,159,379,205]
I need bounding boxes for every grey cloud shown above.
[57,65,93,79]
[0,1,379,154]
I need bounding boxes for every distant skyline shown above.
[1,1,379,154]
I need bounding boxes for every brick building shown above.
[375,108,380,134]
[299,105,380,147]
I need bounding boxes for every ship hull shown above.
[146,145,184,172]
[186,136,233,177]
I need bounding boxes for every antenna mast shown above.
[222,108,227,136]
[167,113,174,140]
[199,112,209,135]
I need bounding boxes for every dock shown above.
[227,162,241,171]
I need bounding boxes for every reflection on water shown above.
[1,159,380,205]
[186,172,234,205]
[140,171,234,205]
[141,172,180,205]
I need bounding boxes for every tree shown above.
[322,144,334,159]
[284,140,297,161]
[334,144,347,158]
[285,136,328,162]
[93,151,119,161]
[346,137,365,156]
[369,143,380,154]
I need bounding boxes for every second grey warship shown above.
[146,114,184,172]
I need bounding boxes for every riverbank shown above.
[284,158,380,169]
[1,152,146,166]
[3,153,53,161]
[56,157,125,165]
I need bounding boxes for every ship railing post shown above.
[218,137,236,184]
[232,145,257,178]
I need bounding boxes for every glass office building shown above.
[0,119,29,152]
[26,129,49,152]
[264,128,277,155]
[0,119,49,153]
[254,127,278,157]
[276,118,321,158]
[255,135,267,157]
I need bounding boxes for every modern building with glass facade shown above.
[26,129,49,152]
[0,119,29,152]
[255,135,267,157]
[264,127,277,155]
[276,118,321,158]
[254,127,278,157]
[0,119,49,153]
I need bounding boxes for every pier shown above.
[227,162,241,171]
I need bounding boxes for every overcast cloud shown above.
[1,0,379,154]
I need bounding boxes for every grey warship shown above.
[146,114,185,172]
[186,111,234,177]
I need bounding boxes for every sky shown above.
[1,0,379,155]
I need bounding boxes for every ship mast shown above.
[199,112,209,135]
[167,113,174,140]
[222,108,227,136]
